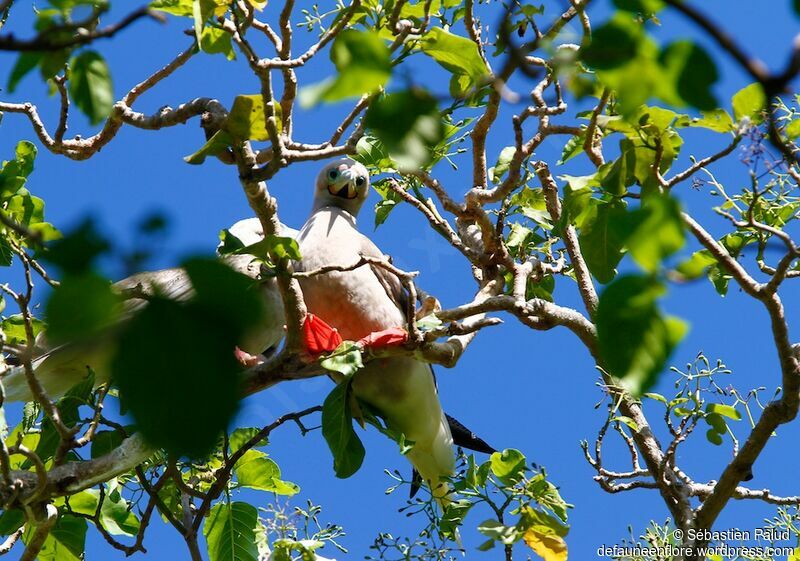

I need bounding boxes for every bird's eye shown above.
[328,169,339,180]
[355,177,365,187]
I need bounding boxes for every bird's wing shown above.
[357,234,411,320]
[2,220,296,403]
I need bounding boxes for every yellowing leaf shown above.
[520,508,569,561]
[786,118,800,139]
[524,527,568,561]
[732,82,766,123]
[226,94,283,140]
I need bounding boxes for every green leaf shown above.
[183,257,266,331]
[14,141,37,178]
[44,218,110,274]
[732,83,766,123]
[581,17,641,70]
[707,403,741,421]
[226,94,282,141]
[184,130,233,164]
[371,178,403,228]
[90,430,126,459]
[526,474,571,522]
[596,275,688,395]
[364,89,445,171]
[353,135,395,173]
[708,263,732,296]
[418,27,487,97]
[68,488,140,537]
[224,234,301,261]
[691,109,736,133]
[786,119,800,139]
[659,40,718,110]
[489,146,516,183]
[68,51,114,125]
[440,500,473,541]
[612,0,664,13]
[149,0,194,17]
[5,194,44,227]
[675,249,717,279]
[489,449,527,484]
[0,237,13,267]
[706,429,723,446]
[300,29,391,106]
[228,427,269,454]
[321,379,366,478]
[7,52,43,93]
[24,514,87,561]
[612,415,639,431]
[320,341,363,377]
[578,200,628,284]
[112,259,262,457]
[477,519,520,545]
[1,314,45,346]
[204,502,260,561]
[0,510,24,536]
[45,272,122,344]
[558,132,586,165]
[234,449,299,495]
[598,152,632,196]
[624,194,685,272]
[704,412,726,433]
[200,26,235,60]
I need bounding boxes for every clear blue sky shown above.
[2,1,800,559]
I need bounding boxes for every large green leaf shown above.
[581,17,641,70]
[24,514,87,561]
[44,218,110,275]
[45,272,122,343]
[204,502,260,561]
[613,0,664,13]
[596,275,688,394]
[68,51,114,125]
[68,488,140,537]
[624,194,685,272]
[418,27,487,97]
[364,89,445,170]
[659,40,718,110]
[112,259,263,458]
[578,200,628,284]
[234,450,300,495]
[489,449,527,484]
[7,52,42,93]
[321,379,365,478]
[732,83,766,123]
[300,29,391,106]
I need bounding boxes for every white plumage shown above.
[294,159,455,501]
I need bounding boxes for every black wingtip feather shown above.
[446,413,496,454]
[409,469,422,499]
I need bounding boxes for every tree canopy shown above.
[1,1,800,560]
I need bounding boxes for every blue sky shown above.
[2,0,800,559]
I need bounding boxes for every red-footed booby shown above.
[294,158,459,502]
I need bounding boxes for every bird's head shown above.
[312,158,370,216]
